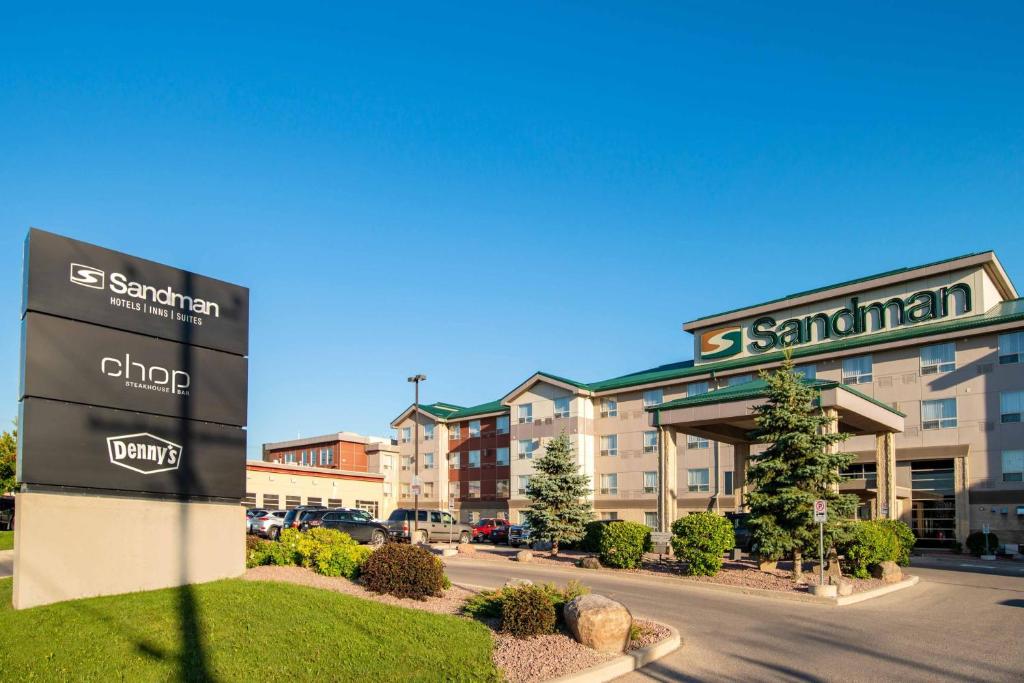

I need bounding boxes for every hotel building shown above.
[392,252,1024,545]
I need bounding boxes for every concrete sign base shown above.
[12,491,244,609]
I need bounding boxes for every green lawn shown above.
[0,531,12,551]
[0,577,499,681]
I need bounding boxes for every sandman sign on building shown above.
[18,228,249,500]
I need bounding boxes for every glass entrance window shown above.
[911,460,956,548]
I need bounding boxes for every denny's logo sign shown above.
[699,283,972,360]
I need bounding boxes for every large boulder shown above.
[457,543,475,555]
[564,594,633,653]
[836,578,855,596]
[871,561,903,583]
[578,556,601,570]
[515,550,533,563]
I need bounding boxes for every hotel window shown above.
[601,397,618,417]
[496,415,509,434]
[518,439,538,459]
[496,479,510,498]
[423,452,434,469]
[401,483,411,497]
[383,483,392,497]
[687,434,709,449]
[401,455,412,470]
[242,492,257,508]
[468,481,481,498]
[999,332,1024,364]
[307,497,322,506]
[285,452,296,464]
[687,381,709,396]
[600,473,618,495]
[922,398,957,430]
[921,343,956,375]
[517,475,531,495]
[328,497,343,507]
[644,512,658,528]
[1002,451,1024,482]
[794,364,817,380]
[401,427,411,443]
[449,481,459,498]
[600,511,619,521]
[724,471,735,496]
[1000,391,1024,423]
[424,424,434,441]
[319,448,332,466]
[600,434,618,456]
[687,468,710,493]
[469,419,481,437]
[262,494,280,510]
[424,482,434,498]
[450,424,461,440]
[726,374,752,387]
[643,431,658,453]
[356,501,379,518]
[383,454,393,470]
[842,355,873,385]
[518,404,533,424]
[643,471,658,494]
[496,447,510,466]
[642,389,663,407]
[448,452,460,469]
[554,397,570,419]
[468,450,481,468]
[285,495,301,509]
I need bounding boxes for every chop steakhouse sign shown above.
[18,229,249,500]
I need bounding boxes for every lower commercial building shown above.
[392,251,1024,545]
[252,431,399,518]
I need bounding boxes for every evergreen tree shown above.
[746,358,857,579]
[0,420,16,495]
[523,432,592,555]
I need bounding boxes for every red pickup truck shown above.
[472,518,509,542]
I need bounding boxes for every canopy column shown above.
[733,442,750,510]
[875,432,897,519]
[657,425,678,532]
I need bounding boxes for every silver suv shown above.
[385,508,472,544]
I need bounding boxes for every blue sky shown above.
[1,3,1022,458]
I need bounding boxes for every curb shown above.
[445,555,920,607]
[547,623,682,683]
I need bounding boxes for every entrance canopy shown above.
[648,378,905,444]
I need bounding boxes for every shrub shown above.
[875,519,915,565]
[840,520,902,578]
[951,540,963,554]
[965,531,999,557]
[361,543,446,600]
[580,521,609,553]
[247,537,298,568]
[598,521,651,569]
[500,585,556,638]
[671,512,735,576]
[463,580,589,625]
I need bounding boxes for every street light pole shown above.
[408,374,426,543]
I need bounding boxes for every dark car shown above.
[488,523,510,544]
[472,518,509,542]
[300,508,389,545]
[725,512,753,551]
[281,506,327,534]
[507,523,532,548]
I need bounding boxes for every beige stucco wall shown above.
[246,467,387,517]
[13,491,243,610]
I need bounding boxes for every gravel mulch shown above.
[630,618,672,650]
[459,546,888,594]
[243,565,472,615]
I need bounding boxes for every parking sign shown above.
[813,499,827,523]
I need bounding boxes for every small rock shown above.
[827,549,843,580]
[515,550,533,563]
[758,560,777,572]
[871,561,903,583]
[564,594,633,653]
[440,547,457,557]
[457,543,475,555]
[504,578,533,588]
[578,556,601,569]
[836,579,854,596]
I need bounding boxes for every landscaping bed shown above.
[460,545,889,594]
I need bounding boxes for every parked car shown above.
[385,508,472,544]
[508,523,532,548]
[1,495,15,531]
[300,508,390,545]
[472,518,509,542]
[488,523,510,544]
[251,510,288,539]
[281,506,327,535]
[245,508,268,534]
[725,512,754,551]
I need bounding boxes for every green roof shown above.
[534,371,591,390]
[647,378,905,417]
[685,251,992,327]
[591,297,1024,392]
[444,400,509,420]
[416,402,463,418]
